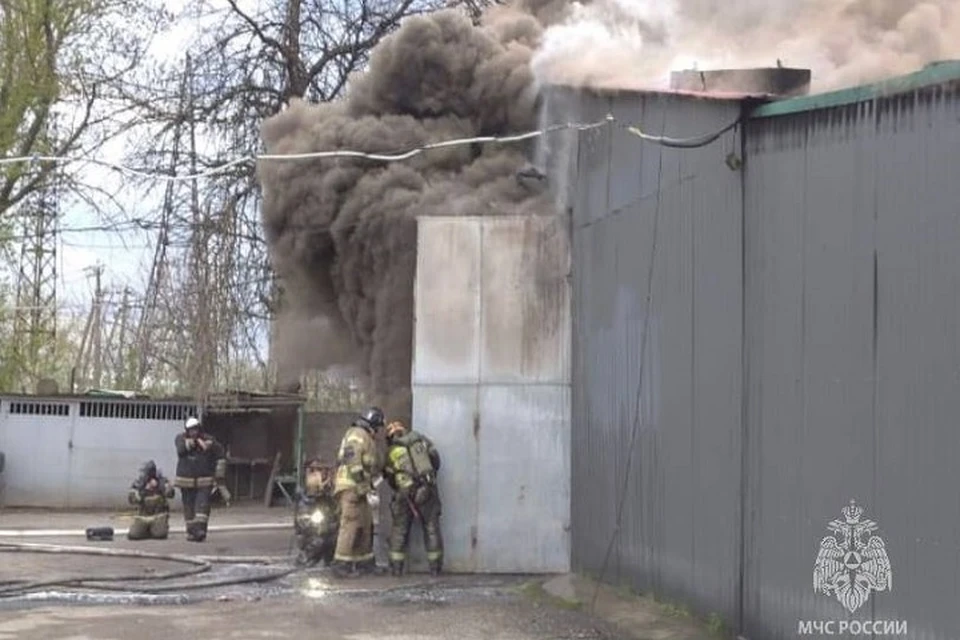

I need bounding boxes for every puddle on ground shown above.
[0,565,530,612]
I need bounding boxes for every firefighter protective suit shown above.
[332,407,384,574]
[384,420,443,576]
[174,416,225,542]
[127,460,175,540]
[294,459,341,566]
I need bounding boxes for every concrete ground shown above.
[0,505,723,640]
[0,503,292,530]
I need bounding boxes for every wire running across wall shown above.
[0,114,743,184]
[0,113,743,249]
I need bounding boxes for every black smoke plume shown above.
[257,1,573,416]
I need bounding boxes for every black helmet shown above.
[358,406,385,429]
[141,460,157,477]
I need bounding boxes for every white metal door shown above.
[0,398,74,507]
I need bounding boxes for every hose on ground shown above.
[77,565,301,594]
[0,542,300,597]
[195,554,292,564]
[0,542,213,597]
[0,537,453,599]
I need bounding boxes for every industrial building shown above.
[2,58,957,639]
[413,61,960,639]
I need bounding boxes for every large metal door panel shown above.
[476,384,570,572]
[408,385,480,572]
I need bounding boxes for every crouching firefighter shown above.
[294,458,340,566]
[127,460,175,540]
[384,420,444,576]
[173,416,226,542]
[332,406,386,577]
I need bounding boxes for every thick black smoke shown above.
[257,1,573,416]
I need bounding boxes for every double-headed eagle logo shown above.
[813,500,892,613]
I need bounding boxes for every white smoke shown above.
[532,0,960,92]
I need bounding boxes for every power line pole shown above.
[135,54,192,390]
[74,263,105,391]
[90,264,105,389]
[113,287,132,387]
[12,144,60,391]
[74,297,95,391]
[217,195,240,389]
[184,51,214,400]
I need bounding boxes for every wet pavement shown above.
[0,506,720,639]
[0,569,628,639]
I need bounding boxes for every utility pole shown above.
[74,263,105,391]
[135,54,191,390]
[219,196,240,389]
[184,52,214,400]
[12,144,61,391]
[89,264,105,389]
[113,288,131,387]
[74,298,95,391]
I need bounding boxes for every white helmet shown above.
[185,416,201,430]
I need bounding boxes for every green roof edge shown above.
[750,60,960,119]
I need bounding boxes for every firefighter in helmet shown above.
[173,416,226,542]
[126,460,175,540]
[331,406,386,576]
[383,419,443,576]
[294,457,340,566]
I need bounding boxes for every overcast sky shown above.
[54,0,217,318]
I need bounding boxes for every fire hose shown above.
[0,541,300,598]
[405,493,423,520]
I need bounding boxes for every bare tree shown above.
[0,0,170,216]
[115,0,449,396]
[444,0,505,24]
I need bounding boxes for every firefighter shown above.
[383,419,444,576]
[173,416,225,542]
[304,458,335,498]
[294,458,340,566]
[331,406,385,577]
[126,460,175,540]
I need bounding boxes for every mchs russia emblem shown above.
[813,500,892,614]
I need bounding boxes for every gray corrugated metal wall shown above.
[558,79,960,639]
[743,85,960,639]
[553,86,745,623]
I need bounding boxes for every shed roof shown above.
[0,392,195,404]
[751,60,960,118]
[204,389,306,412]
[0,388,306,409]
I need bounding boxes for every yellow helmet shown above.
[386,420,407,439]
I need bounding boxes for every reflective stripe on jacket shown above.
[334,426,377,495]
[174,432,224,488]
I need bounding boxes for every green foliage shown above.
[0,0,89,207]
[705,612,729,638]
[0,0,169,215]
[658,602,693,619]
[0,0,61,154]
[0,302,85,393]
